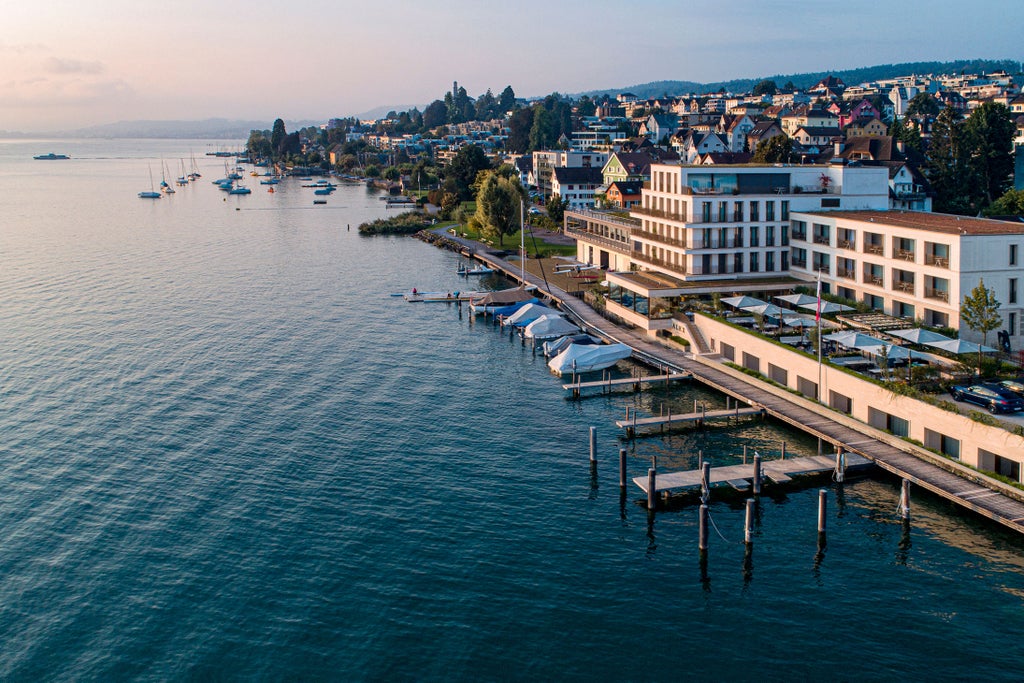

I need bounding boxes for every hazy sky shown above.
[2,0,1022,132]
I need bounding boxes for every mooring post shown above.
[619,448,627,489]
[701,462,711,504]
[780,441,787,461]
[698,449,703,469]
[700,403,706,428]
[744,498,755,545]
[817,488,828,535]
[752,453,762,496]
[589,426,596,464]
[647,468,657,511]
[726,396,730,411]
[693,398,697,413]
[699,504,709,551]
[743,444,748,465]
[835,447,845,483]
[899,479,911,520]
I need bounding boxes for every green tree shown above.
[752,135,792,163]
[576,95,597,117]
[985,188,1024,216]
[475,173,525,246]
[246,130,273,160]
[961,279,1002,370]
[271,118,287,157]
[545,193,570,225]
[498,85,516,113]
[905,92,940,118]
[752,79,778,97]
[445,144,491,201]
[506,107,534,153]
[529,105,554,150]
[963,101,1015,208]
[926,107,971,214]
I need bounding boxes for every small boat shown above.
[313,199,326,204]
[468,288,536,315]
[33,153,69,160]
[548,343,633,375]
[314,187,333,195]
[139,165,161,198]
[523,314,580,341]
[229,185,251,195]
[456,263,495,276]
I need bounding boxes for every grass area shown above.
[452,224,575,256]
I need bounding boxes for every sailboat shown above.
[160,160,175,194]
[188,152,201,180]
[139,165,161,198]
[176,159,188,186]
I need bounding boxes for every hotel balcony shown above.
[791,258,807,269]
[630,205,688,223]
[865,274,884,287]
[925,287,950,302]
[893,279,916,294]
[836,267,856,280]
[563,225,633,255]
[631,251,687,275]
[837,239,855,250]
[895,249,916,262]
[813,235,831,245]
[925,254,950,268]
[864,244,884,255]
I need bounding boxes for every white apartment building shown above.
[788,210,1024,349]
[564,162,890,332]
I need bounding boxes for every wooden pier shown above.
[562,371,690,397]
[634,453,872,495]
[616,405,763,436]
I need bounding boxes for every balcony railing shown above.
[864,244,883,255]
[631,227,687,249]
[564,225,633,254]
[630,205,688,222]
[925,254,949,268]
[813,264,831,275]
[837,267,856,279]
[895,249,916,262]
[813,235,831,245]
[792,231,808,241]
[838,239,855,250]
[632,252,687,275]
[791,258,807,268]
[925,287,950,302]
[893,280,915,293]
[865,274,884,286]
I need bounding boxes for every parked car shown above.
[949,383,1024,413]
[996,379,1024,395]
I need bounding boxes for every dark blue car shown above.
[950,383,1024,413]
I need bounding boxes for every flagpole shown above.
[816,270,823,403]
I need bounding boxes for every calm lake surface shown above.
[1,138,1023,681]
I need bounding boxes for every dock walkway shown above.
[633,453,873,494]
[437,230,1024,534]
[615,406,763,434]
[561,372,690,395]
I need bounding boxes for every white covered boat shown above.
[547,343,633,375]
[501,302,555,327]
[542,333,601,358]
[523,314,579,341]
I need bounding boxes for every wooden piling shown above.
[900,479,910,520]
[752,453,762,495]
[744,498,755,545]
[647,468,657,511]
[817,488,827,534]
[743,444,748,465]
[589,426,597,463]
[835,447,845,483]
[699,504,709,551]
[701,462,711,503]
[781,441,787,461]
[618,448,627,489]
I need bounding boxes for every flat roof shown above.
[607,270,801,296]
[797,209,1024,236]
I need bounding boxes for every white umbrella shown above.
[925,338,997,354]
[888,328,951,345]
[775,293,818,306]
[798,301,855,314]
[823,331,888,350]
[741,303,793,317]
[721,295,766,310]
[783,316,818,328]
[863,344,930,360]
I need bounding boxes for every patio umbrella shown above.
[741,303,793,317]
[925,338,997,354]
[823,331,888,350]
[782,316,818,328]
[775,293,818,307]
[798,301,855,314]
[862,344,930,361]
[888,328,951,345]
[721,295,766,310]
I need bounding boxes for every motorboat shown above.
[542,334,601,358]
[469,288,535,315]
[548,343,633,375]
[457,264,495,276]
[500,302,553,327]
[33,153,69,160]
[523,314,580,341]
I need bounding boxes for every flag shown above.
[815,272,822,322]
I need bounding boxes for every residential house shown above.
[605,180,643,209]
[673,131,728,163]
[791,125,842,149]
[716,114,756,152]
[781,108,838,135]
[746,120,785,153]
[642,113,681,144]
[551,166,604,209]
[843,118,888,138]
[602,152,654,186]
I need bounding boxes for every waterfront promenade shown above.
[438,231,1024,534]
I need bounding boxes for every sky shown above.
[1,0,1022,133]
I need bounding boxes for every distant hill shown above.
[54,118,322,139]
[575,59,1022,100]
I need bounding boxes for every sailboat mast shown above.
[520,199,525,286]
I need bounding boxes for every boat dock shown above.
[633,453,873,494]
[432,229,1024,535]
[561,371,690,397]
[615,404,764,436]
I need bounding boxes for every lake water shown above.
[1,138,1023,680]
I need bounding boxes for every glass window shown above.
[750,225,759,247]
[1011,244,1018,267]
[1011,278,1018,305]
[781,200,789,220]
[749,201,759,221]
[766,201,775,221]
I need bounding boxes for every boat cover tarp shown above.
[488,298,539,318]
[548,343,633,374]
[502,302,554,327]
[471,288,534,306]
[524,315,579,340]
[542,334,600,358]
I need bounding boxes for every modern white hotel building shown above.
[565,161,1024,351]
